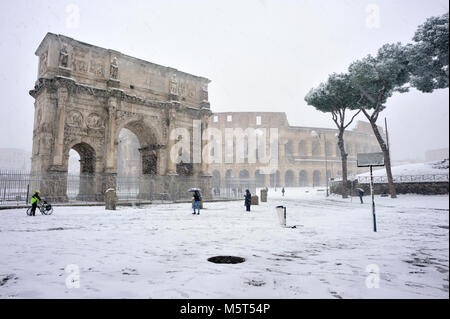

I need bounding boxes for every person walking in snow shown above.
[29,190,41,216]
[357,188,364,204]
[192,190,201,215]
[282,187,285,196]
[244,189,252,212]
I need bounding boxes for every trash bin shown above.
[275,205,286,227]
[251,195,259,205]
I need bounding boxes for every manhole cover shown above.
[208,256,246,264]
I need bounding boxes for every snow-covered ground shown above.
[0,187,448,299]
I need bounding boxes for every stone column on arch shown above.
[52,87,68,167]
[102,95,119,202]
[166,109,178,176]
[105,96,118,171]
[42,87,68,202]
[200,114,211,176]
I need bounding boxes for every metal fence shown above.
[0,169,255,206]
[356,174,449,184]
[0,169,30,204]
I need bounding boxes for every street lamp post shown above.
[311,130,329,197]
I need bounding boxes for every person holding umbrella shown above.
[188,188,202,215]
[357,188,365,204]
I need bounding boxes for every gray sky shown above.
[0,0,448,161]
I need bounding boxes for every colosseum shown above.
[207,112,383,189]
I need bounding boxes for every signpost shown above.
[357,152,385,232]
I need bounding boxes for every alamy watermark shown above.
[365,264,380,289]
[65,264,80,289]
[168,120,280,174]
[365,4,380,29]
[66,4,80,29]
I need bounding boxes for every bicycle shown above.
[26,200,53,216]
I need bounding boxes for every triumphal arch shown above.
[29,33,212,201]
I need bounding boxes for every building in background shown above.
[425,148,449,162]
[207,112,382,188]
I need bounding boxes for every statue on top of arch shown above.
[110,57,119,80]
[59,44,69,68]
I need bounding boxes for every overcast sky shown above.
[0,0,448,161]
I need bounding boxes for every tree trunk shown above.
[368,119,397,198]
[337,130,348,198]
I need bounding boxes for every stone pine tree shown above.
[408,12,449,93]
[305,73,362,198]
[348,43,411,198]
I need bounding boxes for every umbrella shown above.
[188,188,201,192]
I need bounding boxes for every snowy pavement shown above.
[0,188,448,299]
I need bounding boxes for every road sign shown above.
[356,152,385,232]
[357,152,385,167]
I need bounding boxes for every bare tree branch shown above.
[343,109,362,130]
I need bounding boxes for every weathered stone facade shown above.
[208,112,382,188]
[29,33,211,201]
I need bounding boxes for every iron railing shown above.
[0,169,256,206]
[356,174,449,184]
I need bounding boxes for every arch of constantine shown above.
[29,33,211,201]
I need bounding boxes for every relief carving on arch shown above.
[39,51,48,75]
[67,110,83,127]
[86,113,104,129]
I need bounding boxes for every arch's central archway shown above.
[29,33,212,202]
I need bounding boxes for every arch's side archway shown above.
[63,140,103,201]
[72,142,96,201]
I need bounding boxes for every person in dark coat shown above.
[357,188,364,204]
[244,189,252,212]
[30,190,41,216]
[192,190,201,215]
[282,187,285,196]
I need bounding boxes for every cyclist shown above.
[30,190,41,216]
